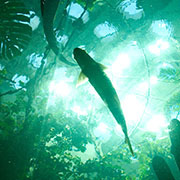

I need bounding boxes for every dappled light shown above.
[94,22,117,38]
[150,20,173,37]
[148,39,169,55]
[118,0,143,19]
[111,53,131,74]
[11,74,29,89]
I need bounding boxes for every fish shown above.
[73,47,134,156]
[152,155,175,180]
[169,118,180,171]
[41,0,76,66]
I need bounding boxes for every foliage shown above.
[164,91,180,119]
[158,66,177,80]
[0,92,173,180]
[0,0,32,60]
[158,64,180,82]
[0,88,94,179]
[76,0,102,10]
[131,132,171,179]
[0,92,27,138]
[0,66,7,84]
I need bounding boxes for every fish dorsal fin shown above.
[76,71,88,87]
[98,63,108,71]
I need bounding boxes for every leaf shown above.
[0,0,32,60]
[158,66,176,80]
[76,0,100,10]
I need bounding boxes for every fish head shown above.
[73,48,93,70]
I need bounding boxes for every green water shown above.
[0,0,180,179]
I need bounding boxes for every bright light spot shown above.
[137,82,149,93]
[89,51,95,58]
[29,53,44,68]
[67,3,83,18]
[67,3,89,23]
[132,41,137,45]
[11,74,29,89]
[88,104,92,110]
[0,64,4,70]
[94,21,117,38]
[55,33,68,46]
[53,68,74,82]
[70,143,97,163]
[115,124,122,136]
[49,81,71,96]
[148,39,169,55]
[151,20,173,37]
[72,105,87,116]
[162,63,169,67]
[150,76,158,85]
[119,0,143,20]
[78,45,85,49]
[45,137,57,147]
[98,123,108,133]
[47,68,74,107]
[146,114,167,132]
[30,11,40,31]
[82,12,89,23]
[111,53,130,74]
[94,123,111,141]
[122,95,144,123]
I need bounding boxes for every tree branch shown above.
[0,87,23,97]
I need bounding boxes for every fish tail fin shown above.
[125,135,134,156]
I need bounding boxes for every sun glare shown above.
[148,39,169,55]
[72,105,87,116]
[150,76,158,85]
[136,82,149,93]
[49,81,71,96]
[93,123,111,141]
[122,95,144,123]
[98,123,108,133]
[115,124,122,135]
[111,53,130,74]
[146,114,167,132]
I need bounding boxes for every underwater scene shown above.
[0,0,180,179]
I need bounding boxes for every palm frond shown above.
[0,0,32,60]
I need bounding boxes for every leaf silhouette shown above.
[0,0,32,60]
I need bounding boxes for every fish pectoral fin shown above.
[76,71,88,87]
[98,62,108,71]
